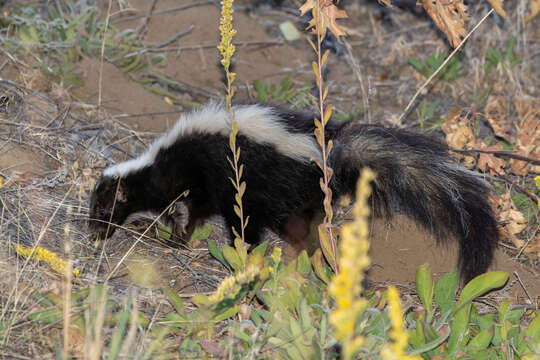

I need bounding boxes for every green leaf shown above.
[28,308,62,323]
[296,250,311,276]
[150,54,167,65]
[157,222,172,240]
[162,287,185,316]
[416,264,434,316]
[234,237,248,266]
[251,241,268,256]
[408,57,425,73]
[189,224,213,243]
[223,245,243,272]
[312,249,331,284]
[208,239,230,270]
[253,80,269,101]
[408,325,450,355]
[525,312,540,340]
[447,304,472,355]
[213,305,240,322]
[434,270,459,316]
[108,300,132,360]
[456,272,508,311]
[467,327,494,350]
[162,312,189,328]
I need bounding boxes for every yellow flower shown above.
[329,168,375,359]
[208,265,259,303]
[381,286,421,360]
[217,0,236,72]
[16,245,80,277]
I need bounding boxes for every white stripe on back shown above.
[104,103,321,178]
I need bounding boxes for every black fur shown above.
[89,104,498,282]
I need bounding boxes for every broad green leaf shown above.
[28,308,62,323]
[416,264,434,315]
[525,312,540,340]
[467,327,494,350]
[222,245,242,272]
[213,305,239,322]
[296,250,311,276]
[162,287,185,316]
[208,239,230,269]
[312,249,331,284]
[434,270,459,316]
[456,272,508,311]
[189,224,213,243]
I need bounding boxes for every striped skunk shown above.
[88,103,498,282]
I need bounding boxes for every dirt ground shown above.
[1,0,539,311]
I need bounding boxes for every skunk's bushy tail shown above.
[330,123,499,282]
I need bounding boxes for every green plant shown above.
[253,75,311,107]
[408,52,464,82]
[410,99,445,130]
[485,37,522,75]
[409,265,540,359]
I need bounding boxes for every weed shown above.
[253,75,311,107]
[409,99,445,130]
[408,52,464,82]
[485,37,522,75]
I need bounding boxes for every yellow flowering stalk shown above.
[328,168,374,359]
[217,0,237,108]
[381,286,422,360]
[218,0,248,243]
[16,244,80,277]
[208,265,259,304]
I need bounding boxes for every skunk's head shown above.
[88,175,132,240]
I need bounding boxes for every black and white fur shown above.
[89,103,498,282]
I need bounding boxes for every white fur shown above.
[104,103,321,178]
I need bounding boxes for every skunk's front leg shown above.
[163,201,191,245]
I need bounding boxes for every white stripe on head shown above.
[103,103,321,178]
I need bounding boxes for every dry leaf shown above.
[491,192,527,236]
[484,95,513,142]
[420,0,470,48]
[486,0,507,17]
[510,97,540,175]
[441,107,474,149]
[378,0,392,6]
[525,0,540,23]
[476,141,506,176]
[301,0,348,38]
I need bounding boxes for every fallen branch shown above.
[452,148,540,166]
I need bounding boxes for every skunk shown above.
[89,103,498,282]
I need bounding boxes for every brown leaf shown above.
[491,192,527,236]
[476,141,506,176]
[486,0,507,17]
[510,97,540,175]
[525,0,540,23]
[299,0,317,15]
[304,0,348,38]
[441,107,474,150]
[420,0,470,48]
[484,95,513,142]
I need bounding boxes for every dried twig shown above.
[136,0,159,38]
[398,9,495,123]
[111,0,216,24]
[124,26,195,57]
[494,173,539,204]
[452,148,540,166]
[145,39,284,53]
